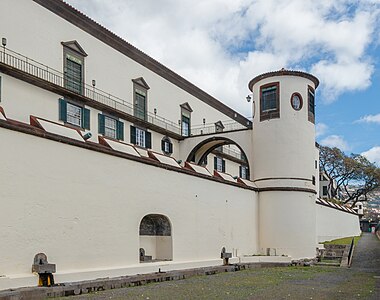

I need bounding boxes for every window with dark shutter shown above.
[59,98,67,122]
[82,108,90,130]
[145,131,152,149]
[116,120,124,141]
[98,114,105,135]
[130,125,137,144]
[161,137,173,155]
[308,86,315,123]
[260,82,280,121]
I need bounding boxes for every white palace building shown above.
[0,0,361,290]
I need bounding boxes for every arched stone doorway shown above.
[139,214,172,262]
[186,137,250,179]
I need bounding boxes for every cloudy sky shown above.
[65,0,380,165]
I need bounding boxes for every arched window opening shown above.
[139,214,172,262]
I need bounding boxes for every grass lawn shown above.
[60,266,377,300]
[323,235,361,245]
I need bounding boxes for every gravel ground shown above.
[58,233,380,300]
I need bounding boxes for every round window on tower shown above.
[290,92,303,111]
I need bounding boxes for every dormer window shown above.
[260,82,280,121]
[62,41,87,95]
[180,102,193,137]
[215,121,224,133]
[132,77,150,121]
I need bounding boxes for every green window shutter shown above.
[161,139,165,152]
[168,142,173,154]
[116,120,124,141]
[239,166,242,178]
[82,108,90,130]
[58,98,67,122]
[214,157,217,170]
[222,160,226,172]
[98,114,105,135]
[246,167,250,180]
[145,131,152,149]
[130,125,136,144]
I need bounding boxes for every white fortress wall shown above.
[316,204,361,243]
[0,125,259,285]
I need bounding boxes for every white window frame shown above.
[104,116,117,139]
[216,156,223,172]
[66,102,82,127]
[136,127,146,148]
[241,166,247,179]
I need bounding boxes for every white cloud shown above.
[321,135,350,151]
[316,123,328,137]
[311,60,373,102]
[362,146,380,166]
[64,0,380,114]
[357,113,380,124]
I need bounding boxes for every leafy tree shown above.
[319,146,380,207]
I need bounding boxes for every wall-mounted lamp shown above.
[154,108,157,115]
[92,80,96,87]
[246,94,252,102]
[178,120,181,125]
[83,132,92,141]
[203,118,206,125]
[2,38,7,47]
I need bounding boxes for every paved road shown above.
[351,232,380,272]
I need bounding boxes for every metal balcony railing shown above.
[0,47,181,135]
[191,120,250,136]
[213,146,247,162]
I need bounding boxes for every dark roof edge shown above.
[32,0,251,127]
[248,69,319,91]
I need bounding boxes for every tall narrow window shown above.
[260,82,280,121]
[308,86,315,123]
[214,156,225,172]
[239,165,250,179]
[180,102,193,137]
[161,137,173,155]
[62,41,87,95]
[182,115,190,136]
[132,78,150,121]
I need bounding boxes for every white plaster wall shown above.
[251,74,318,259]
[0,0,237,129]
[0,127,259,281]
[259,191,317,259]
[251,76,316,184]
[316,205,360,243]
[156,236,173,260]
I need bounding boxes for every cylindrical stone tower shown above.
[249,69,319,259]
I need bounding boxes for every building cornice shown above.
[248,69,319,92]
[32,0,251,128]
